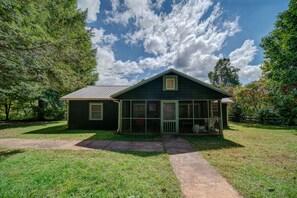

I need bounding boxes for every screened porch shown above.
[120,100,223,135]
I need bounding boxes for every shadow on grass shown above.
[0,149,24,161]
[184,136,243,151]
[25,125,163,141]
[223,126,237,131]
[0,121,61,130]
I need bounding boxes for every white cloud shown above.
[87,0,260,85]
[77,0,100,22]
[95,47,143,85]
[229,40,261,83]
[229,40,258,68]
[109,0,240,81]
[143,35,167,55]
[154,0,165,9]
[89,28,118,46]
[238,65,262,84]
[90,28,105,44]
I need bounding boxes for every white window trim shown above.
[89,103,103,120]
[166,78,176,90]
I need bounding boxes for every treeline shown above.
[209,0,297,126]
[0,0,97,121]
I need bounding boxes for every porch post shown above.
[218,99,224,136]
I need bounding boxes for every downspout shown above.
[112,98,121,133]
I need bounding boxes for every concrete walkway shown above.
[0,138,163,152]
[163,136,241,198]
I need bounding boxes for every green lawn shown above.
[0,121,162,141]
[0,148,182,197]
[1,121,296,197]
[185,122,297,198]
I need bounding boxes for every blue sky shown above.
[77,0,289,85]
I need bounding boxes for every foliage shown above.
[208,58,240,87]
[232,81,269,115]
[186,122,297,197]
[260,0,297,125]
[0,0,97,120]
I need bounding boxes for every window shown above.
[166,78,175,89]
[163,75,178,91]
[89,103,103,120]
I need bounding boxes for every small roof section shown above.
[61,85,129,100]
[213,98,234,103]
[222,98,234,103]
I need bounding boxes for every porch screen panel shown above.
[122,101,130,118]
[194,101,207,118]
[147,101,161,133]
[147,101,160,118]
[132,119,145,133]
[132,102,145,118]
[179,101,193,133]
[122,119,131,133]
[192,101,209,134]
[132,101,145,133]
[163,103,175,120]
[147,119,160,133]
[179,101,193,118]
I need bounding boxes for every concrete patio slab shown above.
[163,136,241,198]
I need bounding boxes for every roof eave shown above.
[60,98,112,101]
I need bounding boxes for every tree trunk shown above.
[37,99,45,120]
[4,102,11,121]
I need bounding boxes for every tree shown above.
[0,0,97,120]
[208,58,240,87]
[260,0,297,125]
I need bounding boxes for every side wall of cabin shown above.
[68,100,118,130]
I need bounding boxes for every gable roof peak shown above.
[111,68,232,98]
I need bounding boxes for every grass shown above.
[0,121,162,141]
[0,148,182,197]
[185,122,297,198]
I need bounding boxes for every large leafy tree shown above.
[208,58,240,87]
[260,0,297,125]
[0,0,97,120]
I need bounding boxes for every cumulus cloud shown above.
[238,65,262,84]
[229,40,258,68]
[84,0,261,85]
[229,40,261,84]
[89,28,118,47]
[143,35,167,55]
[77,0,101,22]
[95,47,143,85]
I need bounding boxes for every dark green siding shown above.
[115,72,227,100]
[68,100,118,130]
